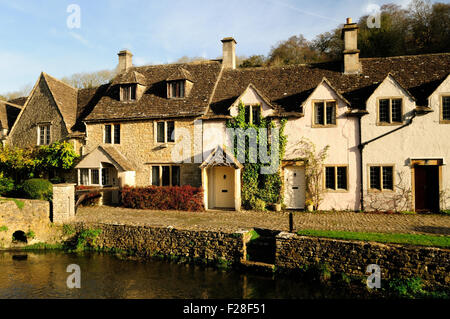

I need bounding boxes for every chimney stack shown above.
[118,50,133,73]
[221,37,237,69]
[342,18,361,74]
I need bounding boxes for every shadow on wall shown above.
[413,226,450,236]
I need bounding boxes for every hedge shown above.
[121,185,204,211]
[22,178,53,200]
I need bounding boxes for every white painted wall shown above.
[362,75,450,210]
[229,86,275,117]
[203,81,360,211]
[284,82,360,210]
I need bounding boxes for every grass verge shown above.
[296,229,450,248]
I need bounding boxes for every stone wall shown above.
[8,76,68,148]
[0,198,61,248]
[74,222,245,263]
[85,119,202,187]
[275,232,450,288]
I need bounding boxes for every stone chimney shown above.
[118,50,133,73]
[342,18,361,74]
[221,37,237,69]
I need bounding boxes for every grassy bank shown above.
[296,229,450,248]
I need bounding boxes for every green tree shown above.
[268,35,322,66]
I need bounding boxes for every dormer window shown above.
[378,98,402,124]
[244,105,261,125]
[121,84,136,101]
[168,80,185,98]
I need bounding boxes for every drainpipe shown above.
[357,111,417,212]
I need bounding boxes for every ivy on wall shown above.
[226,102,287,210]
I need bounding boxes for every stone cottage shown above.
[4,18,450,212]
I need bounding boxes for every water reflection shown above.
[0,251,346,299]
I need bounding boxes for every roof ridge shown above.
[134,59,220,71]
[360,52,450,61]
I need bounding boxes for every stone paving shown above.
[75,206,450,236]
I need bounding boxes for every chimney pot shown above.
[221,37,237,69]
[346,17,352,24]
[118,50,133,73]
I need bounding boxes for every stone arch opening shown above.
[12,231,27,244]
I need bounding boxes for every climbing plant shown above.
[226,102,287,210]
[291,138,329,210]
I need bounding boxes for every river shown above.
[0,250,355,299]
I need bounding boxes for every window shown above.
[151,165,181,186]
[121,84,136,101]
[369,165,394,191]
[325,166,348,190]
[38,124,50,145]
[156,121,175,143]
[244,105,261,124]
[104,125,112,144]
[167,121,175,142]
[114,124,121,144]
[168,81,185,98]
[91,169,99,185]
[104,124,120,144]
[441,96,450,122]
[80,169,89,185]
[378,98,403,124]
[314,101,336,126]
[152,166,160,186]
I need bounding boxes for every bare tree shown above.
[365,171,412,212]
[61,69,116,89]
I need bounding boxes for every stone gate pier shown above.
[52,184,76,224]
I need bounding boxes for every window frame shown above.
[312,99,337,128]
[167,80,185,99]
[37,124,51,145]
[376,97,404,126]
[104,123,121,144]
[155,121,176,144]
[244,104,262,125]
[120,84,137,102]
[367,164,395,192]
[440,94,450,124]
[323,165,349,192]
[150,165,181,186]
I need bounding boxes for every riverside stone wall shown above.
[0,198,61,248]
[74,222,246,264]
[275,232,450,288]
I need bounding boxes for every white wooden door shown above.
[214,166,235,208]
[284,166,305,209]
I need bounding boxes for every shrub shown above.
[0,176,15,196]
[21,179,53,200]
[121,185,204,211]
[253,198,267,212]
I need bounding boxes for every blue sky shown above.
[0,0,438,95]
